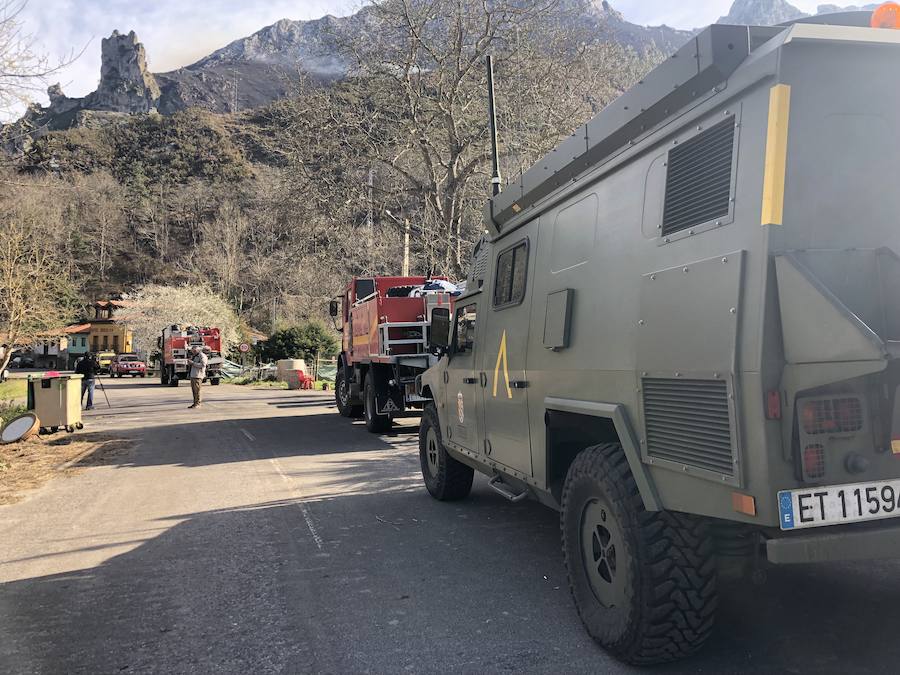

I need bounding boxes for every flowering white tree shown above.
[125,285,241,356]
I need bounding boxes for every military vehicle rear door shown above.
[480,232,536,476]
[443,299,482,454]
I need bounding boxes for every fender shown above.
[545,396,661,512]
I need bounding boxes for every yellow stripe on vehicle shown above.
[761,84,792,226]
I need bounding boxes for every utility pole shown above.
[402,218,410,276]
[366,167,374,252]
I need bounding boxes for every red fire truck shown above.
[330,276,457,432]
[157,325,224,387]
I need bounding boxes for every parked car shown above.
[111,354,146,378]
[95,351,116,375]
[9,356,35,369]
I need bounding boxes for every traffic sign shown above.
[239,342,251,353]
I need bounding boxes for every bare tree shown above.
[0,0,82,118]
[0,174,79,372]
[126,284,242,356]
[331,0,655,275]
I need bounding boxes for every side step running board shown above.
[489,475,529,503]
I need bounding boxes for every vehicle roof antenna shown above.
[486,54,502,197]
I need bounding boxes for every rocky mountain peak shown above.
[719,0,808,25]
[89,30,160,113]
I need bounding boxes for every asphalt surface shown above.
[1,378,899,674]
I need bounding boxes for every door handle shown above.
[443,371,449,384]
[479,372,488,387]
[510,380,529,389]
[463,377,478,384]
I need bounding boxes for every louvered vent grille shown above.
[643,377,735,476]
[471,243,489,286]
[662,118,735,237]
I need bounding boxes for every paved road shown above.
[1,379,899,674]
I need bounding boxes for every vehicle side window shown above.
[493,240,529,309]
[454,305,477,353]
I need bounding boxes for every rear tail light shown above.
[801,398,863,435]
[803,444,826,480]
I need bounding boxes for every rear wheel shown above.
[335,365,362,418]
[161,367,169,386]
[363,372,392,433]
[168,366,179,387]
[419,404,473,500]
[561,444,717,665]
[210,378,221,386]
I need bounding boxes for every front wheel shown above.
[418,404,473,501]
[561,444,717,665]
[210,378,220,386]
[335,365,362,418]
[363,373,392,433]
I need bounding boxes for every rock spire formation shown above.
[88,30,160,113]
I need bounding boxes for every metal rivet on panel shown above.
[683,267,689,273]
[722,257,728,264]
[665,238,671,243]
[638,319,645,326]
[650,274,657,280]
[730,307,737,314]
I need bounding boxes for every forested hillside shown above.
[2,0,661,332]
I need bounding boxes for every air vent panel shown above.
[662,118,735,237]
[643,377,735,476]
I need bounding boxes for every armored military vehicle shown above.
[419,8,900,664]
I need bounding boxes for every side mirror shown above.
[329,300,339,318]
[430,308,452,350]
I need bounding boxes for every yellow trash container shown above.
[28,374,84,433]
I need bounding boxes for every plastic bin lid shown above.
[1,413,39,444]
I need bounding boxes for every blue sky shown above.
[20,0,827,106]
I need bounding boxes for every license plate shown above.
[779,479,900,530]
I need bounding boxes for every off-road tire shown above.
[335,366,363,418]
[363,373,392,433]
[561,443,717,665]
[419,404,473,501]
[210,378,220,386]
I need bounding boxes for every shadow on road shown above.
[2,476,899,673]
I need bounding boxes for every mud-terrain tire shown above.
[561,443,717,665]
[335,366,363,418]
[363,373,392,433]
[419,404,473,501]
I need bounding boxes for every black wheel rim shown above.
[425,427,440,478]
[338,374,349,407]
[580,499,626,608]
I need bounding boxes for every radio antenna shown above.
[486,54,502,197]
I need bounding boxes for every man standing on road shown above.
[188,345,208,409]
[75,353,98,410]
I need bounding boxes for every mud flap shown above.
[374,378,404,416]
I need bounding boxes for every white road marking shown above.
[269,455,325,551]
[240,428,256,441]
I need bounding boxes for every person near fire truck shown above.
[188,345,208,409]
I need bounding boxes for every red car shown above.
[111,354,147,378]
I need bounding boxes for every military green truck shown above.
[417,9,900,665]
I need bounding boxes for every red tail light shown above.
[803,444,826,479]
